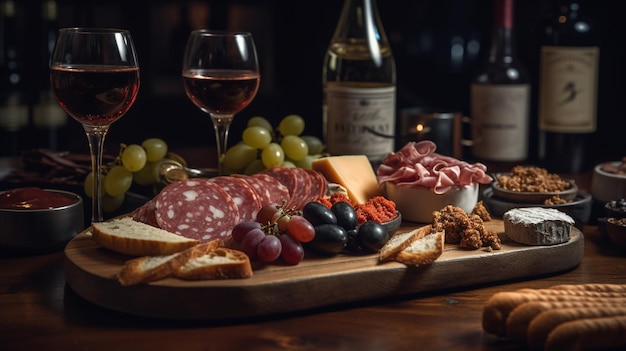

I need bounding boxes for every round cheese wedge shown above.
[503,207,574,246]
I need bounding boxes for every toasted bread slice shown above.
[91,217,199,256]
[174,247,253,280]
[394,230,445,266]
[116,240,223,286]
[379,225,432,261]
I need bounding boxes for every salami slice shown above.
[210,176,262,222]
[131,198,159,228]
[288,167,312,210]
[154,178,240,242]
[260,167,298,200]
[305,169,328,200]
[233,173,290,207]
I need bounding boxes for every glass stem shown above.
[84,125,109,223]
[211,114,234,175]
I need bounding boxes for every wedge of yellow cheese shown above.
[311,155,381,204]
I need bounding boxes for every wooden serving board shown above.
[64,220,583,321]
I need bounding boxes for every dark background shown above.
[3,0,625,169]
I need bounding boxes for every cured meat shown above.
[377,140,493,194]
[233,174,291,207]
[260,167,324,210]
[209,176,262,222]
[305,169,328,200]
[288,167,312,210]
[130,198,159,228]
[154,178,240,242]
[260,167,298,201]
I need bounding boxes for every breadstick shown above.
[506,300,626,342]
[482,291,626,336]
[516,288,626,298]
[548,283,626,293]
[545,315,626,351]
[527,307,626,350]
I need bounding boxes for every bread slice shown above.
[394,231,445,266]
[91,217,199,256]
[174,247,253,280]
[379,225,432,261]
[117,253,179,286]
[116,240,223,286]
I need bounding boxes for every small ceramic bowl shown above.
[482,188,592,229]
[380,211,402,236]
[605,199,626,220]
[591,162,626,204]
[491,176,578,204]
[385,182,478,223]
[0,188,84,253]
[605,217,626,249]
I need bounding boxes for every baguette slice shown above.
[379,225,432,261]
[91,217,199,256]
[394,230,444,266]
[116,240,223,286]
[174,247,253,280]
[116,253,179,286]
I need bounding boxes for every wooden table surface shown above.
[0,224,624,351]
[2,153,625,350]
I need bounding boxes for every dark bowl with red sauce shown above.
[0,187,84,254]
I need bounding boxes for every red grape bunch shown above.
[231,202,316,265]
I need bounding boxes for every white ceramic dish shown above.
[385,182,478,223]
[591,162,626,204]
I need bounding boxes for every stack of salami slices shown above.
[131,167,328,243]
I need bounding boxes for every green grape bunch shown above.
[83,137,185,213]
[223,114,326,174]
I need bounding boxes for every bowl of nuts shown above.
[605,217,626,249]
[491,166,578,204]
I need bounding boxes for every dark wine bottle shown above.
[0,0,29,156]
[470,0,530,163]
[32,0,68,151]
[537,0,598,174]
[322,0,397,164]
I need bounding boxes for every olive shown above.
[357,221,390,253]
[331,201,357,231]
[308,224,348,255]
[302,202,337,226]
[345,228,359,252]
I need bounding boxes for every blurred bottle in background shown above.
[322,0,396,164]
[0,0,29,156]
[31,0,68,151]
[470,0,530,163]
[537,0,598,174]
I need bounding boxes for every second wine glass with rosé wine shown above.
[182,30,261,175]
[50,28,140,223]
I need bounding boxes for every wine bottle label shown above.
[325,84,396,162]
[539,46,599,133]
[470,83,530,161]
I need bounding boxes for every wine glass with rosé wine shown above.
[182,30,260,175]
[50,28,140,223]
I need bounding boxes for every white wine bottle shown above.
[538,0,598,173]
[470,0,530,162]
[322,0,396,164]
